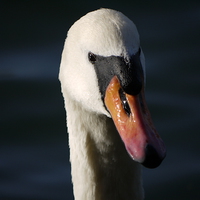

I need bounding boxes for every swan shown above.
[59,8,166,200]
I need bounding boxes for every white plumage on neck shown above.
[59,8,150,200]
[64,93,143,200]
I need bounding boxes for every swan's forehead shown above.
[69,9,140,57]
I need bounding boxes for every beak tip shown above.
[141,144,166,169]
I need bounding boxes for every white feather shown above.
[59,8,145,200]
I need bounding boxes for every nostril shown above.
[142,144,163,169]
[119,89,131,116]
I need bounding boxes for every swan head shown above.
[59,8,166,168]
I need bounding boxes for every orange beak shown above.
[105,76,166,168]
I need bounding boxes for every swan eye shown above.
[88,52,96,64]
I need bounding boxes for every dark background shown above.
[1,0,200,199]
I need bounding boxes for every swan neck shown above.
[65,97,144,200]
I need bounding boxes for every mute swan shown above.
[59,8,166,200]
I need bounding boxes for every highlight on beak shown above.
[104,76,166,168]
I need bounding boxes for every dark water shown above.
[1,1,200,199]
